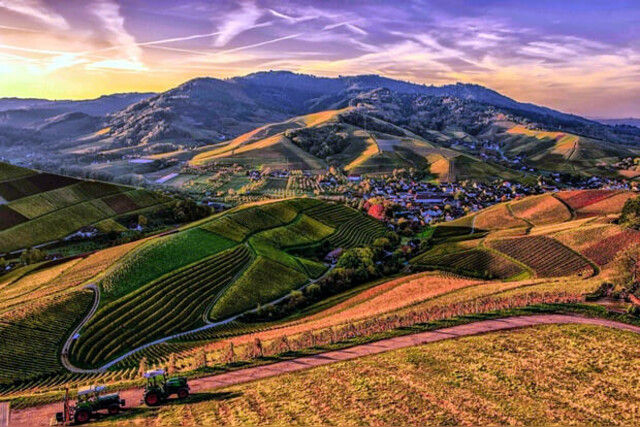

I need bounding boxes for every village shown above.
[174,160,636,237]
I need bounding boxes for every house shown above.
[325,248,343,264]
[367,204,386,220]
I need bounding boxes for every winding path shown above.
[11,314,640,426]
[68,265,336,372]
[60,284,101,374]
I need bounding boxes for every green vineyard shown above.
[63,198,387,369]
[71,245,252,367]
[0,290,94,384]
[0,162,171,253]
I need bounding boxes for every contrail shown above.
[147,33,301,57]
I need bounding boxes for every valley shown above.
[2,73,640,426]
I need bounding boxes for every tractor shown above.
[142,369,190,406]
[55,385,125,424]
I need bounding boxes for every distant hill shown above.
[596,118,640,128]
[0,162,171,253]
[1,71,639,181]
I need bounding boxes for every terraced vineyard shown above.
[509,194,572,225]
[0,290,93,384]
[488,236,593,277]
[412,248,525,279]
[0,162,171,253]
[61,198,388,368]
[305,202,387,248]
[71,245,252,367]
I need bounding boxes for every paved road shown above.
[60,284,101,374]
[10,314,640,426]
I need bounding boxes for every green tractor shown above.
[55,385,125,424]
[142,369,190,406]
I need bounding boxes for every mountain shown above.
[0,92,155,129]
[1,70,639,182]
[596,118,640,128]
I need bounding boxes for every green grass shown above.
[100,229,236,302]
[210,256,308,320]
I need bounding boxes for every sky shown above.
[0,0,639,118]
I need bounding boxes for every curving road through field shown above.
[12,314,640,426]
[64,265,335,372]
[60,283,102,374]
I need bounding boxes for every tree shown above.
[138,214,148,228]
[621,196,640,229]
[20,247,45,265]
[613,243,640,288]
[0,257,7,270]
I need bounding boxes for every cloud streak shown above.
[0,0,68,30]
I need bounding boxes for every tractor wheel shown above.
[74,409,91,424]
[144,392,160,406]
[177,388,189,399]
[108,404,120,415]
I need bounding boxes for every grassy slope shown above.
[0,163,171,253]
[94,324,640,426]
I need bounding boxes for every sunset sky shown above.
[0,0,638,118]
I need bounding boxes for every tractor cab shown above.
[142,369,190,406]
[55,385,125,425]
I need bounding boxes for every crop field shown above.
[256,215,334,248]
[304,202,362,226]
[488,236,593,277]
[209,255,308,321]
[576,192,635,217]
[413,249,525,279]
[200,216,251,242]
[0,163,171,253]
[71,245,251,367]
[0,290,93,384]
[473,203,528,230]
[328,215,387,248]
[56,199,388,368]
[509,194,572,225]
[96,325,640,426]
[555,189,620,211]
[0,205,27,231]
[582,228,640,266]
[100,229,235,302]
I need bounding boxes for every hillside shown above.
[87,324,640,426]
[415,189,638,279]
[60,198,385,368]
[190,106,534,181]
[0,197,390,387]
[0,162,171,253]
[1,71,639,183]
[2,190,638,406]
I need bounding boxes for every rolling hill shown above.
[1,71,640,183]
[2,190,638,406]
[0,162,171,254]
[414,189,638,279]
[190,105,535,181]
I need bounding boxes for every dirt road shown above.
[10,314,640,426]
